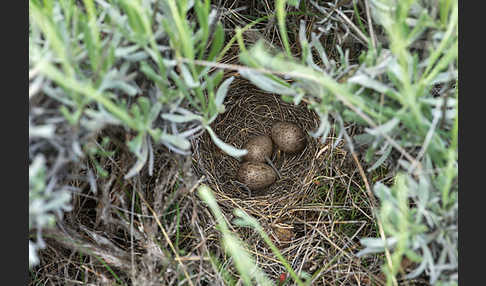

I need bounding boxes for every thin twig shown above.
[265,156,281,179]
[377,216,399,286]
[364,0,377,50]
[130,180,136,279]
[333,8,369,45]
[350,151,375,208]
[349,145,397,286]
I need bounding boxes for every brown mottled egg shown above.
[271,122,306,153]
[237,161,277,190]
[242,135,273,163]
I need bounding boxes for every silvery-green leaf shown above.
[367,143,392,172]
[305,49,323,72]
[355,247,381,257]
[123,51,149,61]
[164,144,191,155]
[348,73,392,94]
[29,124,55,139]
[184,0,195,12]
[319,123,332,144]
[239,69,296,95]
[363,49,393,77]
[144,48,170,65]
[179,125,203,137]
[161,133,191,150]
[72,141,84,158]
[215,76,234,107]
[373,182,393,200]
[42,190,72,213]
[405,247,429,279]
[29,75,44,98]
[87,168,97,194]
[180,64,200,88]
[335,45,350,68]
[208,9,218,26]
[333,125,346,149]
[430,70,458,85]
[234,209,261,229]
[398,159,412,170]
[344,48,350,68]
[356,237,398,257]
[29,155,46,180]
[124,135,148,179]
[205,126,247,158]
[162,59,177,67]
[115,45,140,57]
[101,80,139,96]
[310,114,330,138]
[199,66,212,80]
[127,133,144,156]
[207,113,218,125]
[365,118,400,136]
[311,32,329,68]
[147,136,154,176]
[29,241,40,267]
[293,90,305,105]
[360,236,398,249]
[299,20,307,45]
[42,85,74,106]
[353,133,375,146]
[162,113,202,123]
[175,107,199,116]
[421,97,457,108]
[296,78,321,97]
[148,102,162,123]
[82,108,121,129]
[387,57,407,83]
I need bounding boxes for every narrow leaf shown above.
[348,73,392,94]
[239,69,295,95]
[205,126,247,157]
[365,118,400,136]
[215,76,234,107]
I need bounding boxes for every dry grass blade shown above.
[350,146,397,286]
[136,190,196,286]
[364,0,377,50]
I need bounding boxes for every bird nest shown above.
[194,76,321,202]
[192,76,381,281]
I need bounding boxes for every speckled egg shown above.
[242,135,273,163]
[271,122,306,153]
[237,161,277,190]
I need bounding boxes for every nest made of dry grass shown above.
[192,76,384,283]
[194,76,320,203]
